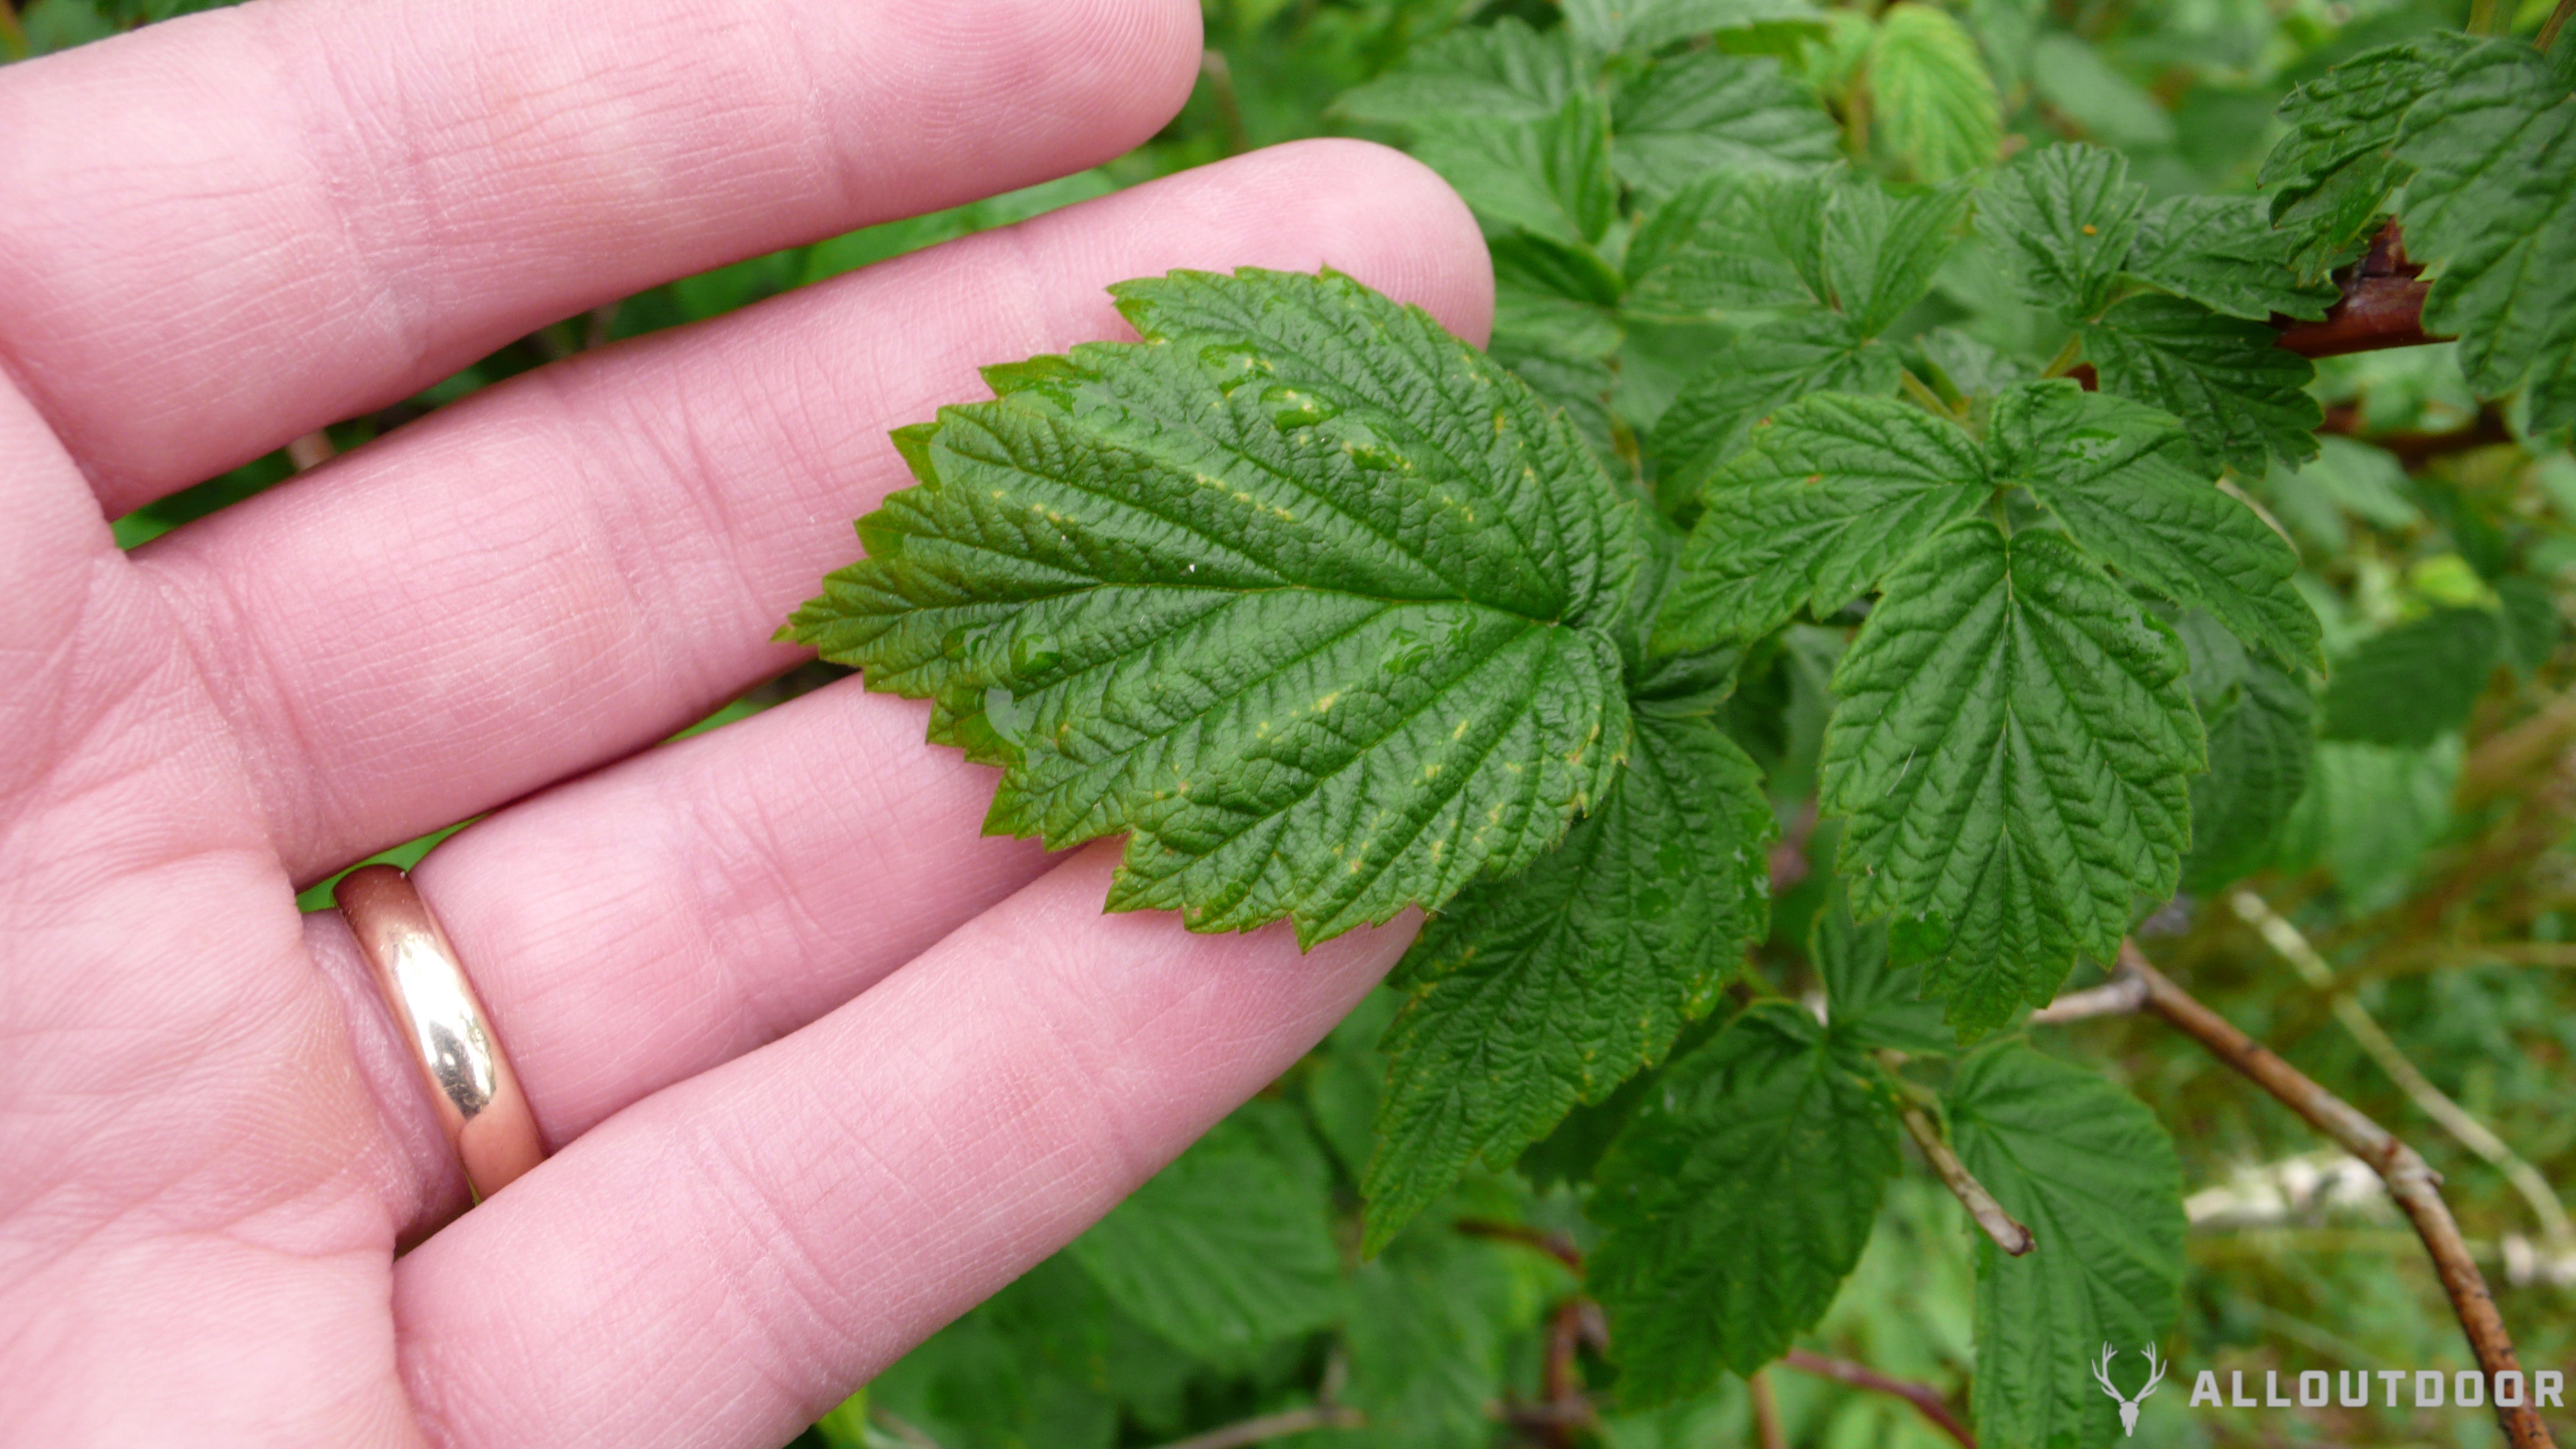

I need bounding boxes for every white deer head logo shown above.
[2091,1343,2167,1436]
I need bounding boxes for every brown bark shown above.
[2273,223,2452,360]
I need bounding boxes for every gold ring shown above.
[334,864,544,1201]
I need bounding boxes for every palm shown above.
[0,3,1486,1444]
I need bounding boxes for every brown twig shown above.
[1150,1405,1364,1449]
[1781,1350,1976,1448]
[2274,223,2452,359]
[2028,973,2149,1023]
[1888,1085,2036,1256]
[2318,402,2514,467]
[1454,1218,1585,1272]
[2116,941,2558,1449]
[2544,0,2575,51]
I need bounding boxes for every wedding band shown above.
[334,865,544,1201]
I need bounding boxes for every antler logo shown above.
[2091,1343,2167,1436]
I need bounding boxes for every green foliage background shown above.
[13,0,2575,1445]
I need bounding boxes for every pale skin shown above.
[0,1,1493,1444]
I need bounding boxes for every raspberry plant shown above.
[786,7,2576,1447]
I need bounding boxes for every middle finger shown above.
[134,140,1491,884]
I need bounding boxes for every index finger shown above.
[0,0,1200,514]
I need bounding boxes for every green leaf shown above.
[2392,38,2576,434]
[868,1256,1123,1449]
[1864,4,2003,182]
[2498,574,2561,673]
[1333,18,1583,127]
[1364,709,1773,1251]
[1950,1044,2186,1449]
[2319,606,2502,748]
[1821,520,2203,1036]
[2181,642,2316,893]
[1590,1006,1902,1403]
[2081,292,2322,476]
[1611,51,1840,196]
[1658,392,1985,649]
[2126,195,2338,323]
[1975,143,2147,321]
[788,269,1641,947]
[1489,284,1624,467]
[2261,40,2468,281]
[1340,1234,1520,1449]
[1415,91,1620,245]
[1626,167,1964,327]
[1814,887,1952,1053]
[1647,314,1903,513]
[2028,32,2175,152]
[1566,0,1824,53]
[1067,1117,1342,1356]
[2274,738,2459,911]
[1991,381,2321,670]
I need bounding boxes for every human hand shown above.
[0,2,1489,1443]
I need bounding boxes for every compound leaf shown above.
[2261,40,2469,280]
[2393,38,2576,434]
[1590,1006,1901,1403]
[2081,292,2322,476]
[1866,4,2003,182]
[1975,143,2147,321]
[1068,1118,1343,1356]
[1821,520,2203,1036]
[1363,708,1774,1251]
[1647,313,1905,512]
[1414,91,1620,246]
[1611,50,1840,196]
[1333,18,1583,127]
[1950,1044,2186,1449]
[2126,194,2338,323]
[2319,606,2503,748]
[788,269,1640,948]
[1992,381,2321,670]
[1658,392,1986,649]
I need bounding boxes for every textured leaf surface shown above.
[1821,521,2203,1035]
[1590,1006,1900,1401]
[1647,315,1903,511]
[1865,4,2002,182]
[1068,1120,1343,1355]
[1951,1045,2186,1449]
[2319,606,2502,747]
[1991,381,2320,669]
[2183,645,2316,893]
[788,270,1640,946]
[2261,41,2465,279]
[1814,889,1952,1053]
[2126,195,2338,322]
[2393,39,2576,433]
[1611,51,1839,196]
[1976,143,2145,320]
[1332,18,1581,126]
[2082,292,2322,476]
[1659,393,1986,649]
[1341,1235,1522,1449]
[1364,709,1771,1250]
[1565,0,1822,52]
[1625,168,1964,328]
[1414,92,1619,245]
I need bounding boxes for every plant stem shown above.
[1454,1217,1585,1271]
[1149,1405,1364,1449]
[2468,0,2503,34]
[2116,942,2559,1449]
[1749,1369,1789,1449]
[1887,1082,2036,1256]
[2038,332,2087,379]
[1781,1350,1975,1448]
[2028,972,2148,1023]
[1898,368,1953,417]
[2544,0,2575,51]
[2227,892,2576,1249]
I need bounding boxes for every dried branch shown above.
[1888,1084,2036,1256]
[2116,941,2558,1449]
[1781,1349,1976,1448]
[2229,892,2575,1247]
[1150,1405,1364,1449]
[2028,973,2150,1023]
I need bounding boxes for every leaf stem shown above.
[1147,1405,1364,1449]
[1781,1349,1975,1448]
[2116,941,2560,1449]
[1883,1067,2036,1256]
[1453,1217,1586,1271]
[1898,368,1953,417]
[2227,892,2576,1249]
[1749,1369,1789,1449]
[2545,0,2575,51]
[2038,332,2086,379]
